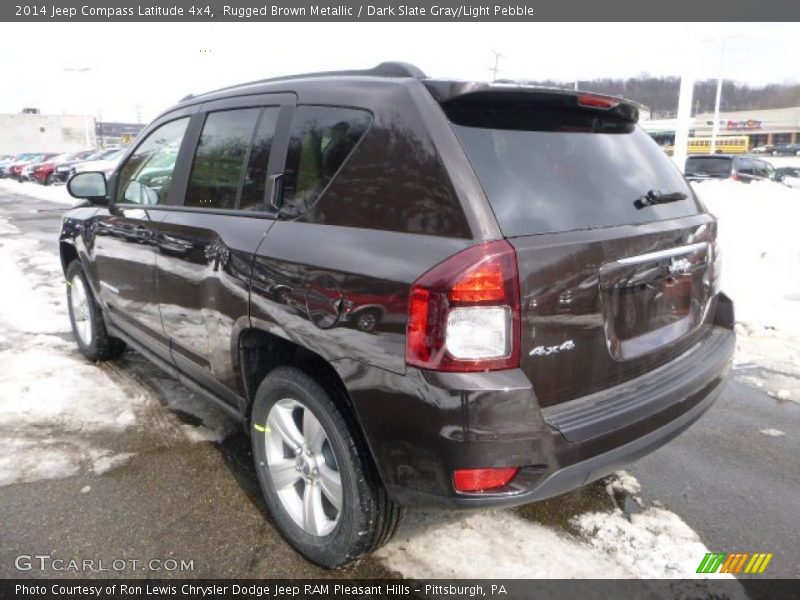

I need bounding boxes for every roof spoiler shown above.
[425,81,640,123]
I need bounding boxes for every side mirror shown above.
[67,171,108,204]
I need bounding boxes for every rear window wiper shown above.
[634,190,688,210]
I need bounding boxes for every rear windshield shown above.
[450,111,701,237]
[685,157,733,177]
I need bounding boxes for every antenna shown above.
[489,50,504,82]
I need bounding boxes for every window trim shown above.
[112,93,296,218]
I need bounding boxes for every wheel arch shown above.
[59,240,79,276]
[238,327,386,486]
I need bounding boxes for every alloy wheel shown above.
[264,398,343,536]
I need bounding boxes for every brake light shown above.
[454,467,520,492]
[406,240,520,372]
[730,171,739,181]
[577,94,620,109]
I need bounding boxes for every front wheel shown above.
[66,260,126,361]
[251,367,402,568]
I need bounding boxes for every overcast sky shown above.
[0,22,798,122]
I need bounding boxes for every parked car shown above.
[685,154,777,183]
[771,143,800,156]
[775,166,800,189]
[3,153,53,180]
[61,62,735,568]
[68,147,125,179]
[31,150,95,185]
[19,152,68,182]
[52,148,111,184]
[751,144,774,154]
[0,153,30,177]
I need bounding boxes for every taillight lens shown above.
[454,467,520,492]
[406,240,520,372]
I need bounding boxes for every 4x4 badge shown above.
[530,340,576,357]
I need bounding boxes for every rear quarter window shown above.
[280,106,371,219]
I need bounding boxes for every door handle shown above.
[268,173,284,211]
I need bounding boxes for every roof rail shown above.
[179,62,426,103]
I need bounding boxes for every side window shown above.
[185,108,261,210]
[117,118,189,205]
[736,159,753,175]
[280,106,371,218]
[240,107,280,211]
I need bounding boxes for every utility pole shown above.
[489,50,504,82]
[710,38,727,155]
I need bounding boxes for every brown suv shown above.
[61,62,735,568]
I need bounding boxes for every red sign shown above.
[726,119,762,130]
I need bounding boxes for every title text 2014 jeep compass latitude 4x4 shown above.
[61,62,735,567]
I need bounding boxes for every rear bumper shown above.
[344,299,735,508]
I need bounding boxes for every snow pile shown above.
[0,214,230,487]
[379,472,735,581]
[0,179,76,205]
[693,180,800,403]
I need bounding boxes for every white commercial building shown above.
[0,112,96,154]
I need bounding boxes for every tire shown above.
[65,260,126,361]
[250,366,402,568]
[45,173,54,186]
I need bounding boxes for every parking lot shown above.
[1,178,798,581]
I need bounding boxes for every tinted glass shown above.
[117,118,188,205]
[281,106,371,218]
[185,108,260,210]
[453,123,700,236]
[685,156,733,177]
[736,158,754,175]
[240,107,280,211]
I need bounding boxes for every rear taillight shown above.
[454,467,520,492]
[406,240,520,372]
[730,170,739,181]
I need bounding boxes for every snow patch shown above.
[380,472,733,579]
[0,178,77,205]
[89,449,136,475]
[693,180,800,399]
[0,438,82,486]
[760,428,786,437]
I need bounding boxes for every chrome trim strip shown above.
[616,242,708,266]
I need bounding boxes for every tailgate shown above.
[512,217,717,407]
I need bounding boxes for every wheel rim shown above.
[264,398,342,537]
[357,312,377,331]
[69,275,92,345]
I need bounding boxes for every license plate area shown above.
[599,242,711,361]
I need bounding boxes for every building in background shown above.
[642,106,800,151]
[0,111,96,154]
[95,121,144,148]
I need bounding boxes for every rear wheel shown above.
[251,366,402,568]
[66,260,126,361]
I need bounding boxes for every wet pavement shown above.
[1,189,798,579]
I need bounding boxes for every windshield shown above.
[452,122,701,237]
[685,157,733,177]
